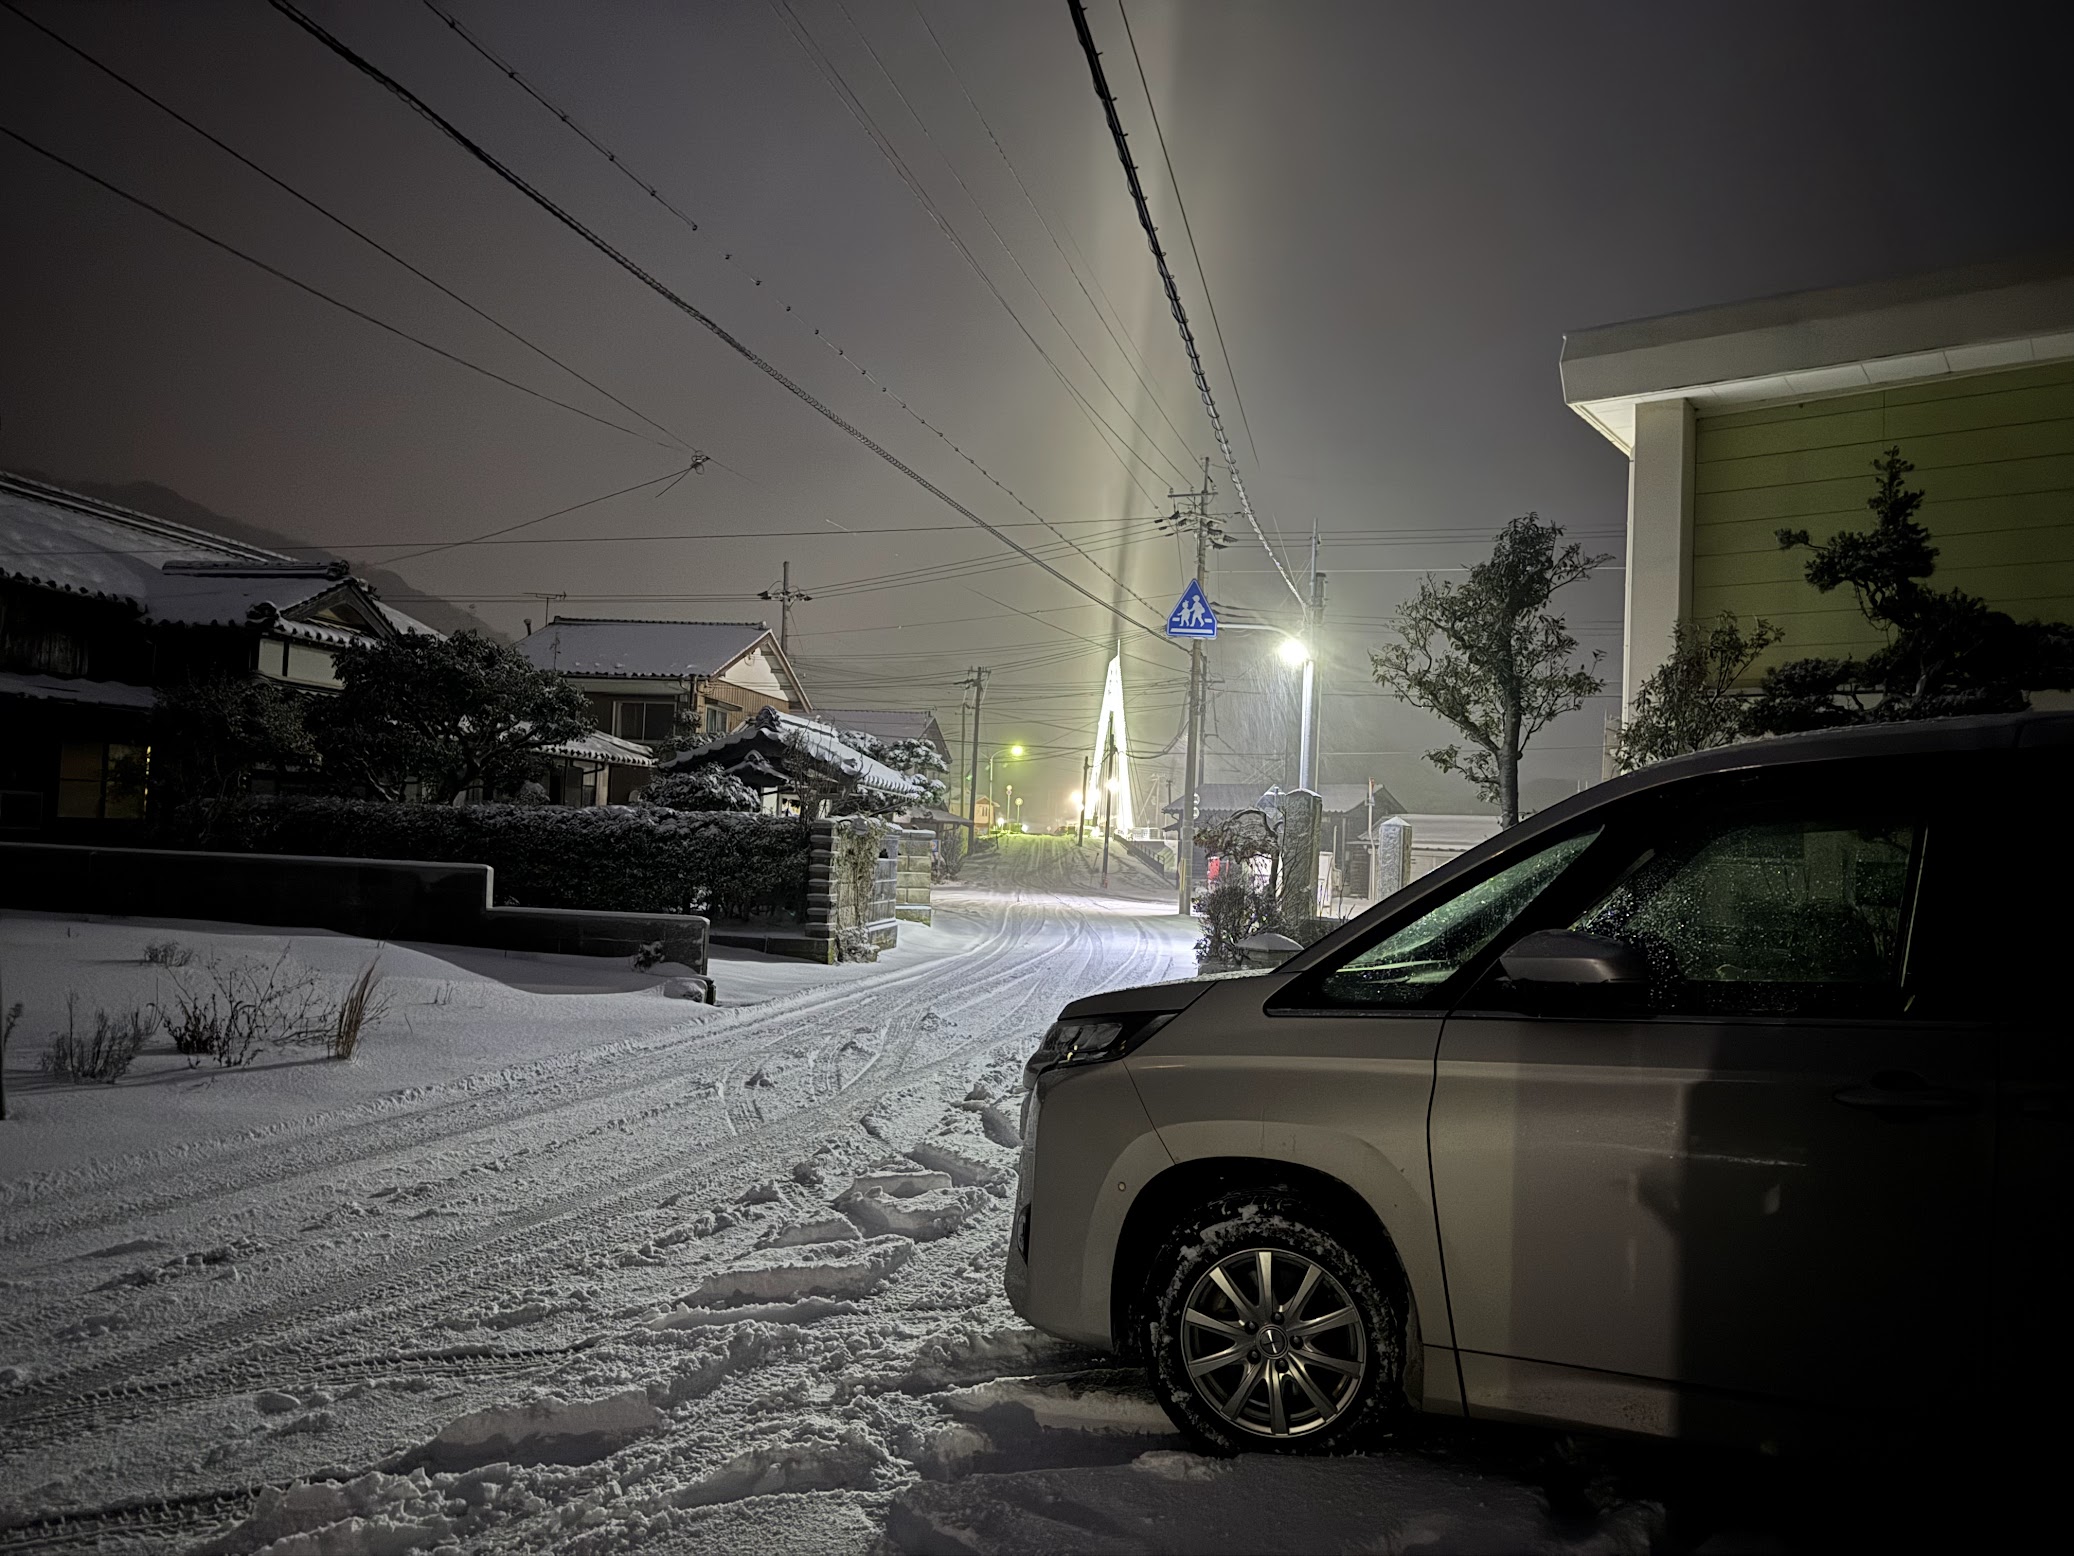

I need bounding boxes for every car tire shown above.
[1145,1188,1402,1453]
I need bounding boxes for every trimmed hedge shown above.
[228,798,809,922]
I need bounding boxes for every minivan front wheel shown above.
[1146,1190,1401,1451]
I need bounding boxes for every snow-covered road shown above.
[1,837,1673,1554]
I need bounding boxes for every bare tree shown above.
[1371,513,1608,826]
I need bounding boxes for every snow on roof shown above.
[666,707,922,797]
[0,670,156,709]
[0,472,285,610]
[373,600,442,637]
[515,618,773,679]
[0,473,429,640]
[540,729,656,767]
[812,708,948,755]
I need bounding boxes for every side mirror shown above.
[1498,929,1647,986]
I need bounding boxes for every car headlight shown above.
[1025,1012,1176,1083]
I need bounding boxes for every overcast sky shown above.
[5,0,2070,818]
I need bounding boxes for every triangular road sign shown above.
[1166,579,1218,638]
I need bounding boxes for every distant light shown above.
[1105,778,1120,793]
[1068,791,1082,808]
[1010,744,1025,757]
[1277,636,1310,667]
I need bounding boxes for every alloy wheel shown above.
[1179,1245,1367,1438]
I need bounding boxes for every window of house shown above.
[57,741,145,821]
[1571,812,1919,1018]
[703,704,731,736]
[616,700,676,742]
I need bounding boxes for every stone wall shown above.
[894,827,933,923]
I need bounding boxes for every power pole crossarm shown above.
[758,560,811,659]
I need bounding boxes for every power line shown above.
[271,0,1178,652]
[1116,0,1260,472]
[762,0,1174,616]
[769,0,1175,501]
[828,0,1197,486]
[904,0,1202,478]
[0,1,697,457]
[1065,0,1304,607]
[0,121,683,451]
[417,0,1154,602]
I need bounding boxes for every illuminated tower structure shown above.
[1084,650,1134,836]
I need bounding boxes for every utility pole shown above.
[1099,727,1117,890]
[963,666,988,834]
[1077,753,1092,846]
[1298,526,1325,792]
[758,561,812,659]
[1159,457,1224,917]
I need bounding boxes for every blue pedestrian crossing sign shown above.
[1166,579,1218,638]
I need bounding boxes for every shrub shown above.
[325,961,386,1060]
[160,951,327,1068]
[39,995,155,1083]
[641,769,760,814]
[144,940,195,968]
[216,797,810,923]
[1194,882,1283,970]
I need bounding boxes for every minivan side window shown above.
[1316,830,1600,1007]
[1572,813,1919,1018]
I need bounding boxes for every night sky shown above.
[5,0,2069,817]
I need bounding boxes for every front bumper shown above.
[1004,1057,1172,1350]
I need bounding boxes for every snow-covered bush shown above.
[39,995,155,1083]
[640,768,760,813]
[143,940,194,968]
[226,797,810,922]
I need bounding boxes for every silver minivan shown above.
[1008,713,2070,1452]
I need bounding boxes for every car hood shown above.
[1056,973,1240,1022]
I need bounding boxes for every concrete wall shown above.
[0,842,709,972]
[1689,359,2074,683]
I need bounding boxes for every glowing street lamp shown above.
[1277,636,1311,667]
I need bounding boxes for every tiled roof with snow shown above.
[540,729,656,767]
[813,708,947,754]
[665,707,922,797]
[0,473,286,610]
[515,618,773,679]
[0,473,420,638]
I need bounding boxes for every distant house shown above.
[1563,252,2074,747]
[515,618,811,799]
[0,473,447,836]
[0,474,650,830]
[810,707,951,764]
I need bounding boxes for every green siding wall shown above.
[1690,359,2074,683]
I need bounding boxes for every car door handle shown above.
[1833,1072,1979,1119]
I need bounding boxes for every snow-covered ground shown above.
[0,836,1689,1553]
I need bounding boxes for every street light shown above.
[1277,636,1311,667]
[985,743,1025,825]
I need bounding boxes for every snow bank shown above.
[419,1388,663,1470]
[677,1236,913,1307]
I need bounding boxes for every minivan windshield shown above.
[1319,829,1599,1006]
